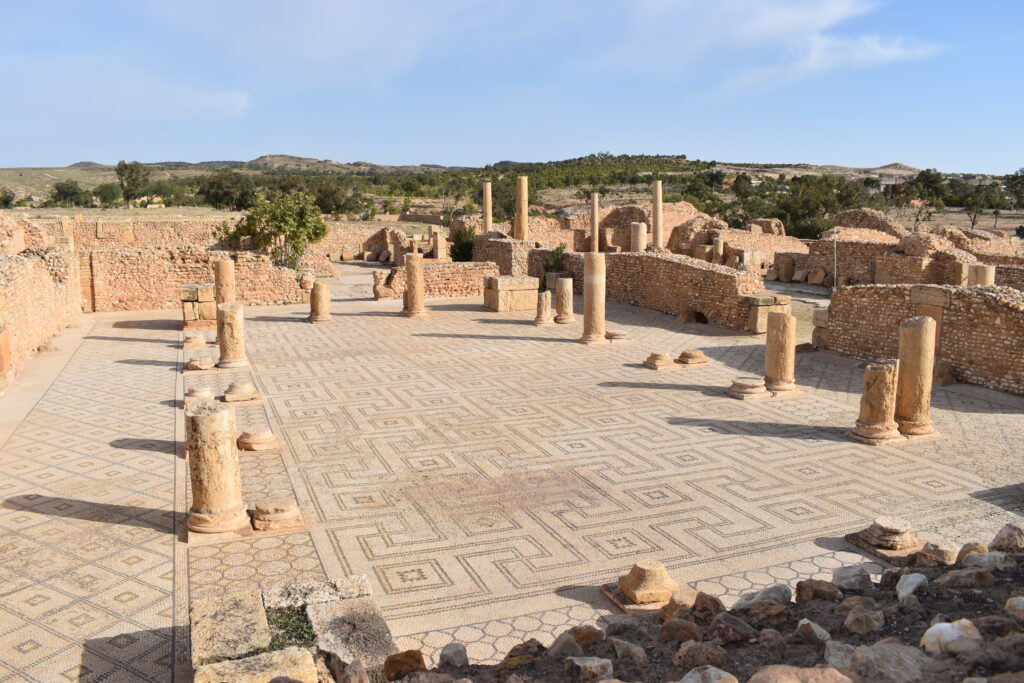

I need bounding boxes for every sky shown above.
[1,0,1021,173]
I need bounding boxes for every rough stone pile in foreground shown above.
[376,524,1023,682]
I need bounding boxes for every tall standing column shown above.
[652,180,664,250]
[404,253,427,318]
[554,277,575,324]
[580,252,608,344]
[967,264,995,286]
[216,303,248,368]
[214,259,236,305]
[852,360,901,443]
[309,280,332,323]
[483,181,493,233]
[895,316,936,435]
[185,402,248,533]
[515,176,529,241]
[630,222,648,252]
[764,312,796,392]
[590,193,601,252]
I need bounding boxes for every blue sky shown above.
[1,1,1021,173]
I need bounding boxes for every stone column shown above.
[590,193,600,252]
[185,402,248,533]
[967,264,995,286]
[852,360,901,442]
[216,303,248,368]
[483,181,493,233]
[534,290,553,325]
[580,252,608,345]
[895,316,936,435]
[514,176,529,241]
[434,231,448,260]
[712,238,725,265]
[554,277,575,324]
[309,280,332,323]
[630,222,648,252]
[764,311,797,392]
[214,259,236,305]
[652,180,664,250]
[404,253,427,318]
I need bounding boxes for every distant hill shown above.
[68,161,104,169]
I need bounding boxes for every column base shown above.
[765,378,797,392]
[850,420,902,444]
[897,419,935,436]
[554,316,576,324]
[216,357,248,369]
[579,335,609,345]
[404,310,428,318]
[534,319,554,326]
[309,315,333,324]
[187,505,250,534]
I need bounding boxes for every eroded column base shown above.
[187,505,250,534]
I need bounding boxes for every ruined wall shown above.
[82,248,303,312]
[806,237,897,284]
[372,261,500,300]
[996,265,1024,291]
[718,230,808,266]
[832,208,909,238]
[0,248,81,388]
[471,236,533,275]
[817,284,1024,395]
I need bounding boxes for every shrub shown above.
[450,225,476,261]
[218,191,327,269]
[544,243,567,272]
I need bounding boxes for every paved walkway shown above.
[1,263,1022,678]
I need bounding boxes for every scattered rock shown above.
[190,590,271,666]
[564,656,614,682]
[733,584,792,610]
[1005,596,1024,620]
[837,596,876,614]
[990,524,1024,551]
[796,618,830,645]
[914,540,958,566]
[795,580,843,603]
[844,607,885,635]
[680,665,740,682]
[659,618,702,642]
[849,641,928,683]
[383,650,426,680]
[569,624,606,646]
[263,575,372,609]
[895,573,928,601]
[956,542,988,563]
[859,517,918,550]
[604,614,638,636]
[188,357,215,370]
[747,600,792,628]
[333,658,369,683]
[919,618,983,656]
[618,561,680,603]
[494,655,533,673]
[974,615,1018,637]
[306,597,398,674]
[960,633,1024,673]
[823,641,855,669]
[674,641,728,669]
[37,341,58,353]
[832,566,874,593]
[747,664,853,682]
[193,646,318,683]
[439,642,468,668]
[694,592,726,619]
[760,628,787,662]
[709,613,758,645]
[935,568,996,588]
[963,551,1015,571]
[548,631,584,658]
[223,380,259,402]
[609,637,648,666]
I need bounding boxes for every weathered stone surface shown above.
[956,542,988,563]
[383,650,427,680]
[237,426,280,451]
[332,657,369,683]
[823,641,855,669]
[569,624,606,645]
[660,590,699,621]
[564,656,614,682]
[920,619,983,656]
[618,560,679,603]
[727,376,768,399]
[990,523,1024,550]
[795,580,843,603]
[746,601,792,629]
[844,607,884,635]
[190,590,271,666]
[935,568,996,588]
[895,573,928,601]
[223,380,259,402]
[849,642,928,683]
[193,646,317,683]
[914,539,957,566]
[832,566,874,593]
[185,401,248,533]
[747,665,852,682]
[709,613,758,645]
[674,641,728,669]
[659,618,702,642]
[263,575,372,609]
[183,334,207,349]
[860,517,918,550]
[677,349,709,364]
[643,352,676,371]
[548,631,584,658]
[733,584,792,610]
[962,551,1015,571]
[306,597,398,673]
[694,592,726,619]
[1005,596,1024,619]
[760,628,787,662]
[188,357,216,370]
[252,496,303,531]
[680,665,740,683]
[609,637,648,666]
[438,642,468,668]
[796,618,830,645]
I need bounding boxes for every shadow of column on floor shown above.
[969,484,1024,515]
[81,624,186,683]
[109,437,177,454]
[665,416,850,441]
[111,319,180,331]
[3,494,181,535]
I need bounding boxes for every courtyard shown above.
[0,264,1022,681]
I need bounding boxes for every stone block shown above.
[180,284,199,302]
[484,288,537,312]
[341,252,356,261]
[190,590,271,666]
[910,285,950,308]
[741,294,776,306]
[747,303,787,335]
[306,597,398,675]
[182,301,199,322]
[197,282,215,302]
[197,301,217,320]
[263,575,372,609]
[812,308,830,328]
[193,647,317,683]
[488,275,539,291]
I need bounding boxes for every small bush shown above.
[1016,225,1024,238]
[544,243,567,273]
[450,225,476,261]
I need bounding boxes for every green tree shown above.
[0,188,15,208]
[449,225,476,261]
[50,180,90,207]
[93,182,123,207]
[198,171,256,210]
[401,197,412,214]
[115,160,151,205]
[218,191,328,269]
[1005,169,1024,210]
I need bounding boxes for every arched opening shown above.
[694,311,709,324]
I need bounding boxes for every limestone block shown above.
[691,245,714,261]
[190,590,271,666]
[306,597,398,675]
[180,284,200,302]
[194,647,317,683]
[910,285,951,308]
[807,267,826,285]
[618,561,679,603]
[791,268,809,282]
[484,288,536,312]
[727,376,769,400]
[644,352,676,370]
[253,496,303,531]
[223,380,259,402]
[262,575,372,609]
[812,308,829,328]
[778,257,795,282]
[197,301,217,321]
[182,301,199,322]
[197,282,215,302]
[237,427,279,451]
[488,275,540,291]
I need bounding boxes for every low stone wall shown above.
[371,261,500,300]
[807,239,895,284]
[816,284,1024,395]
[81,248,304,312]
[0,248,81,389]
[472,236,533,275]
[996,265,1024,291]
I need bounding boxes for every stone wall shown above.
[806,238,897,284]
[816,284,1024,395]
[471,236,533,275]
[0,247,81,389]
[371,261,500,300]
[81,248,304,312]
[996,265,1024,290]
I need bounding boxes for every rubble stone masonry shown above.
[372,261,499,300]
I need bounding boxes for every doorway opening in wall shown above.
[694,312,708,324]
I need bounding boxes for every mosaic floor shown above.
[1,264,1022,679]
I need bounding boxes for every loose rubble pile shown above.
[376,523,1023,682]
